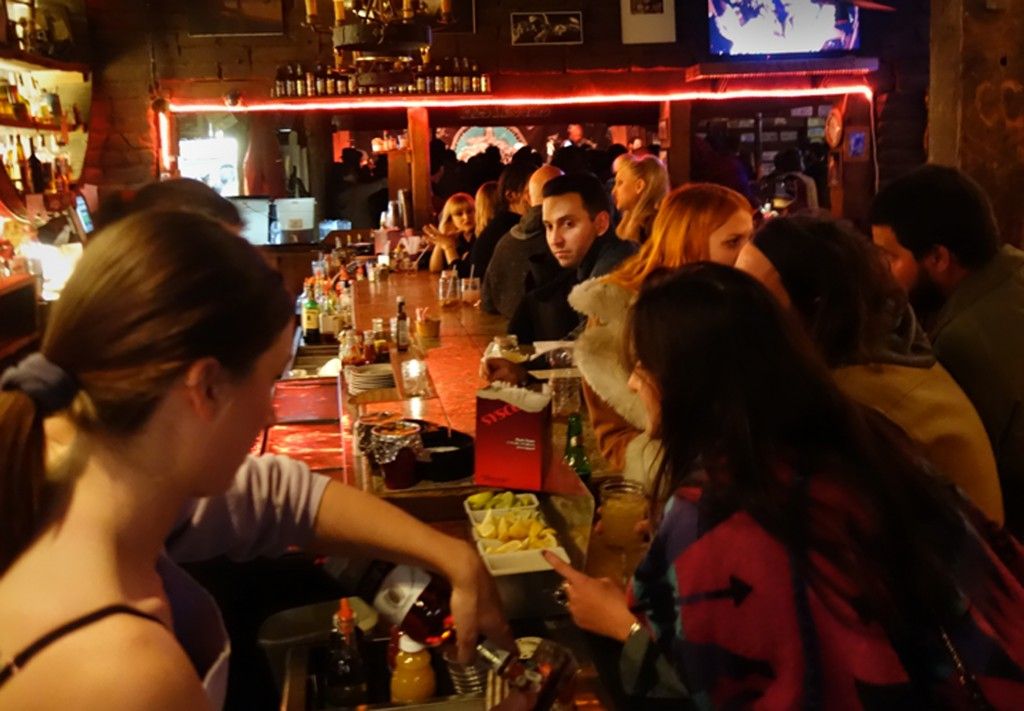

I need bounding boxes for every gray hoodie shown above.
[481,205,549,317]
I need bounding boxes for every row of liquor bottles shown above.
[272,56,491,99]
[2,133,72,196]
[0,71,81,131]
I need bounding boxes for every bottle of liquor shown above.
[476,638,579,711]
[284,64,296,97]
[325,67,338,96]
[395,296,410,352]
[415,64,427,94]
[480,68,491,94]
[432,64,444,95]
[322,598,368,708]
[315,63,327,96]
[15,136,30,194]
[302,282,322,344]
[274,65,286,98]
[564,413,592,485]
[357,562,454,647]
[305,65,316,97]
[27,137,43,195]
[471,62,481,93]
[460,57,473,94]
[294,63,307,97]
[441,57,454,94]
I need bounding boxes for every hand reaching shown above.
[543,551,636,642]
[447,544,515,663]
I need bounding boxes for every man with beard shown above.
[871,164,1024,535]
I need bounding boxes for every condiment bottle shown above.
[322,598,368,707]
[390,634,436,703]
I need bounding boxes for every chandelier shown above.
[332,1,455,60]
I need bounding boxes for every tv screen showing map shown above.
[709,1,861,57]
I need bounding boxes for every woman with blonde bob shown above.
[570,183,753,484]
[424,192,475,275]
[612,154,670,244]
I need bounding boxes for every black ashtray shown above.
[408,419,474,482]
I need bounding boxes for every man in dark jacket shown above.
[507,173,636,344]
[871,164,1024,535]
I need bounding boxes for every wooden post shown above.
[928,0,964,166]
[663,100,691,188]
[406,106,433,229]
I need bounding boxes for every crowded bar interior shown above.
[2,0,1024,709]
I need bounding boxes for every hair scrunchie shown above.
[0,352,78,417]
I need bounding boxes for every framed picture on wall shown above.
[187,0,285,37]
[424,0,476,33]
[510,12,583,46]
[620,0,675,44]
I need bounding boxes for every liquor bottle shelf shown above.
[0,48,90,77]
[0,115,63,132]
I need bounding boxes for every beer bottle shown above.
[395,296,410,352]
[302,283,321,344]
[564,413,592,484]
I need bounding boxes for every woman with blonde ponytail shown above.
[611,154,669,244]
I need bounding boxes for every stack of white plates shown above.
[346,363,396,395]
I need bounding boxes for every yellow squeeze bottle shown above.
[390,634,436,703]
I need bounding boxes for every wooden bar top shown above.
[349,270,508,436]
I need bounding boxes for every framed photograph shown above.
[620,0,675,44]
[187,0,285,37]
[424,0,475,33]
[510,11,583,47]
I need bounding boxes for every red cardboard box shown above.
[474,384,551,491]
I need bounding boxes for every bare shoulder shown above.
[0,613,212,711]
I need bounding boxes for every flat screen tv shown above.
[709,0,860,58]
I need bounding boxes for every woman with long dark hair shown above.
[547,264,1024,707]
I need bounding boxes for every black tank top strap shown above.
[0,604,164,688]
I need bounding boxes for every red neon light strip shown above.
[157,111,172,171]
[168,85,873,114]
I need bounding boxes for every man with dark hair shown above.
[506,172,635,344]
[871,164,1024,534]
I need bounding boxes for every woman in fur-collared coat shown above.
[569,183,754,486]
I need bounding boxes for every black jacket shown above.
[508,231,636,344]
[470,211,521,280]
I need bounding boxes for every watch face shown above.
[825,108,844,149]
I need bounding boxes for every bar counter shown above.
[260,269,621,710]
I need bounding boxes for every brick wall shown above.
[82,0,159,193]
